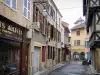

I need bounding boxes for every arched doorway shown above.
[80,52,85,60]
[73,52,79,60]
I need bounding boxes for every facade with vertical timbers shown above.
[0,0,33,75]
[83,0,100,72]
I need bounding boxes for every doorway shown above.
[33,47,40,73]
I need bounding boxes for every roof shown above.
[74,17,85,24]
[62,21,70,33]
[71,23,86,30]
[62,21,69,25]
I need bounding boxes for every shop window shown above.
[4,0,16,11]
[24,0,30,19]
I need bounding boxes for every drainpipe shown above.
[56,8,58,64]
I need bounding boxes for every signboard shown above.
[0,21,23,41]
[27,22,40,30]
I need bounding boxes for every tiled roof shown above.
[71,23,86,30]
[74,17,85,24]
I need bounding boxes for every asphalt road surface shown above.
[48,61,93,75]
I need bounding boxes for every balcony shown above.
[89,31,100,48]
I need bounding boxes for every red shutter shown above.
[42,46,46,62]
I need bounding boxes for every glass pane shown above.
[5,0,11,6]
[12,0,16,10]
[28,11,30,19]
[24,0,27,8]
[28,2,30,10]
[24,8,27,17]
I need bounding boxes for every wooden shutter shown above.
[42,46,46,62]
[53,47,55,60]
[33,5,36,22]
[50,25,53,39]
[48,46,50,59]
[42,16,45,33]
[40,13,43,32]
[45,20,47,35]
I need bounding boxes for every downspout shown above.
[56,8,58,64]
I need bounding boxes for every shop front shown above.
[0,15,28,75]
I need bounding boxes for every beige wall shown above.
[0,0,32,27]
[71,28,86,54]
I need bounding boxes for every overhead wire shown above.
[58,6,83,10]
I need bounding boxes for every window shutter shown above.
[43,17,45,33]
[45,20,47,35]
[53,48,55,60]
[40,13,43,32]
[48,46,50,59]
[74,40,76,46]
[51,25,53,39]
[53,27,55,40]
[33,5,36,21]
[42,46,45,62]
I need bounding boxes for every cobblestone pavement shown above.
[48,61,93,75]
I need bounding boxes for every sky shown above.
[54,0,85,29]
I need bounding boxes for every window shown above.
[4,0,16,10]
[50,6,55,20]
[24,0,30,19]
[77,40,80,46]
[76,31,80,36]
[74,40,80,46]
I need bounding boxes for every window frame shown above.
[77,40,80,46]
[76,31,80,36]
[4,0,17,11]
[24,0,30,19]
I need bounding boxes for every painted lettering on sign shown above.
[0,21,23,41]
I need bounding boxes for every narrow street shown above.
[48,61,92,75]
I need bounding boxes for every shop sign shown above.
[0,21,23,41]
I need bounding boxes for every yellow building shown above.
[71,17,86,60]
